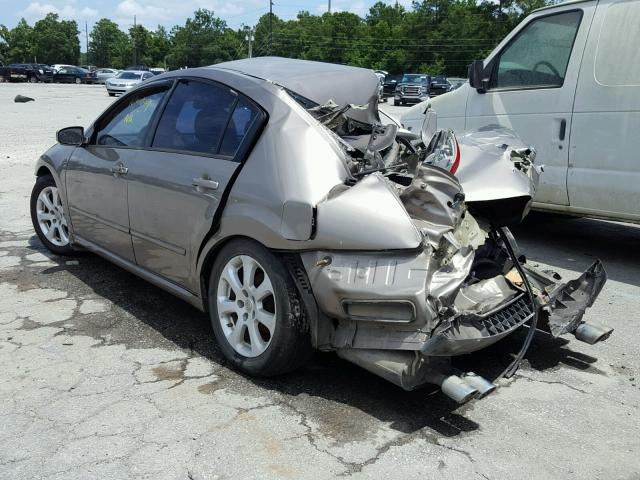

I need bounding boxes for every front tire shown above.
[208,239,312,377]
[30,175,74,255]
[75,77,81,84]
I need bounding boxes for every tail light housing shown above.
[424,130,460,174]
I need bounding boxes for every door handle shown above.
[192,178,219,190]
[110,163,128,176]
[559,119,567,141]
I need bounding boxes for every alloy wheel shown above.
[216,254,277,358]
[36,186,69,247]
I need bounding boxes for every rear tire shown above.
[393,99,398,106]
[30,175,74,256]
[29,76,37,83]
[208,239,312,377]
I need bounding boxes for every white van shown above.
[401,0,640,223]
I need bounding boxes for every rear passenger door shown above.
[126,78,265,291]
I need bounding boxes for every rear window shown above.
[594,0,640,86]
[118,72,142,80]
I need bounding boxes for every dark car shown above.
[382,74,402,98]
[393,73,430,106]
[54,66,98,84]
[428,75,451,96]
[0,61,9,82]
[8,64,54,83]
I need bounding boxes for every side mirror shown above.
[468,60,488,93]
[57,126,85,146]
[421,110,438,146]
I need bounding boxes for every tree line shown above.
[0,0,551,75]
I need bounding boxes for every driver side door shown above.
[65,84,171,261]
[465,5,594,205]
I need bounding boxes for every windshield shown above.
[117,72,142,80]
[401,74,427,84]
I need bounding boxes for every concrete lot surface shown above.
[0,83,639,479]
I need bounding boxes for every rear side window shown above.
[219,97,260,156]
[594,0,640,86]
[96,88,168,147]
[153,80,236,156]
[494,10,582,89]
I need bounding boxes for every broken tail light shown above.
[425,130,460,174]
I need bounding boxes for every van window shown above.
[594,0,640,86]
[493,10,582,89]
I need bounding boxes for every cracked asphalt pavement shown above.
[1,84,639,480]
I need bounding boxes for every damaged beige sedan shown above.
[31,57,612,403]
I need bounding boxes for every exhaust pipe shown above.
[336,348,487,403]
[461,372,497,398]
[573,322,613,345]
[440,375,480,404]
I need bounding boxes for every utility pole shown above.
[245,28,254,58]
[85,20,89,65]
[268,0,273,55]
[328,0,331,13]
[133,15,137,66]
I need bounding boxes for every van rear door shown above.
[568,0,640,222]
[464,2,595,206]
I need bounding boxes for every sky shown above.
[0,0,414,33]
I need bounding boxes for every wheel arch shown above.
[198,234,257,312]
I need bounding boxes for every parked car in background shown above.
[401,0,640,224]
[428,75,451,96]
[50,64,73,73]
[30,57,610,401]
[0,61,9,82]
[54,66,98,84]
[393,73,429,105]
[149,67,167,75]
[79,65,97,72]
[374,70,387,102]
[95,68,120,84]
[8,63,54,83]
[382,73,402,98]
[105,70,154,96]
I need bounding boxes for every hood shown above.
[212,57,380,106]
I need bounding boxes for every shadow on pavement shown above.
[512,212,640,287]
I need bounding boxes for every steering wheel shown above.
[533,61,560,77]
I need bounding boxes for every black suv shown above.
[428,75,451,97]
[393,74,430,106]
[7,63,55,83]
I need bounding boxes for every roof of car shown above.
[210,56,380,106]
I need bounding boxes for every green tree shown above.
[4,19,34,63]
[168,9,243,67]
[89,18,130,68]
[32,13,80,64]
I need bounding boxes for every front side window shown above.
[96,88,168,147]
[494,10,582,89]
[152,80,237,156]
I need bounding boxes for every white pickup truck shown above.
[401,0,640,224]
